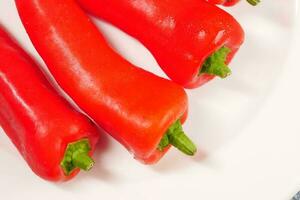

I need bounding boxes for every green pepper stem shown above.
[157,134,169,151]
[60,139,94,176]
[246,0,260,6]
[158,120,197,156]
[200,46,231,78]
[168,130,197,156]
[72,152,94,171]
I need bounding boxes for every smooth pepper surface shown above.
[15,0,189,164]
[77,0,245,88]
[0,26,99,181]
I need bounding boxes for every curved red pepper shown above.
[0,26,100,181]
[15,0,193,164]
[76,0,245,88]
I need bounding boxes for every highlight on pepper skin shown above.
[0,25,100,182]
[15,0,197,166]
[0,0,257,182]
[76,0,245,89]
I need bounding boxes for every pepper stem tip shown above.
[60,139,94,176]
[158,120,197,156]
[200,46,231,79]
[246,0,260,6]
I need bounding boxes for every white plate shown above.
[0,0,299,199]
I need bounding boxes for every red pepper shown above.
[206,0,259,6]
[0,25,100,181]
[15,0,196,164]
[76,0,245,88]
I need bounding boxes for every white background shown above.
[0,0,299,199]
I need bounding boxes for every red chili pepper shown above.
[206,0,260,6]
[0,25,100,181]
[76,0,245,88]
[15,0,196,164]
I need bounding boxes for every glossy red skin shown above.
[0,26,100,181]
[207,0,240,6]
[77,0,244,88]
[15,0,188,164]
